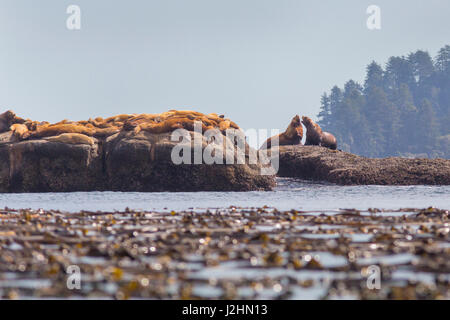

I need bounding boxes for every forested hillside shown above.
[317,45,449,158]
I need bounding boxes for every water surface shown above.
[0,178,448,212]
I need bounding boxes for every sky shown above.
[0,0,449,131]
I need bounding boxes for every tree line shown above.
[317,45,449,158]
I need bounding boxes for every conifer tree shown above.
[316,44,449,159]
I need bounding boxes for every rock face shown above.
[0,131,104,192]
[275,145,450,185]
[103,130,274,192]
[0,111,276,192]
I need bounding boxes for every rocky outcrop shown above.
[0,131,104,192]
[103,130,274,192]
[275,145,450,185]
[0,111,275,192]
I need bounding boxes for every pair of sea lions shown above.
[261,115,337,150]
[260,115,303,149]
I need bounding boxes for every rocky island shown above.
[1,109,449,192]
[0,110,275,192]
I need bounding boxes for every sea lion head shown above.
[291,115,301,127]
[1,110,16,122]
[302,116,321,131]
[302,116,323,145]
[301,116,313,128]
[0,110,18,133]
[285,115,303,139]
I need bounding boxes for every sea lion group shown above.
[261,115,337,150]
[0,110,240,142]
[260,115,303,149]
[1,109,336,150]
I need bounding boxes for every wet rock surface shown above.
[0,206,448,299]
[276,145,450,185]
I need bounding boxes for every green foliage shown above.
[317,45,450,158]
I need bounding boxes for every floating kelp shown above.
[0,206,448,299]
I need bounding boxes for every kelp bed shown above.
[0,206,449,299]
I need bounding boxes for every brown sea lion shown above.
[0,110,16,132]
[44,133,95,145]
[260,115,303,149]
[10,123,29,139]
[26,123,97,139]
[128,111,239,135]
[93,126,121,138]
[320,131,337,150]
[301,116,337,150]
[137,116,215,134]
[0,110,27,133]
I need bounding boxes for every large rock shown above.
[275,145,450,185]
[0,132,103,192]
[0,130,275,192]
[104,130,275,191]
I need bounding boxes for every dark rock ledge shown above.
[0,130,275,193]
[274,145,450,185]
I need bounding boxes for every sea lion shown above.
[10,123,29,139]
[260,115,303,149]
[44,133,95,145]
[93,126,121,138]
[26,123,97,139]
[0,110,16,132]
[129,112,240,135]
[137,116,214,134]
[301,116,337,150]
[0,110,27,133]
[320,131,337,150]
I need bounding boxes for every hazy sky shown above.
[1,0,449,131]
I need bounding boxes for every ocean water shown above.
[0,178,448,212]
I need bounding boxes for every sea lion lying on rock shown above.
[260,115,303,149]
[24,122,97,140]
[301,116,337,150]
[0,110,16,132]
[10,123,29,139]
[44,133,95,145]
[125,111,239,135]
[320,131,338,150]
[0,110,28,133]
